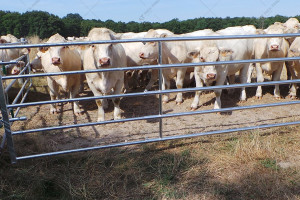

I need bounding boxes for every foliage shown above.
[0,10,298,39]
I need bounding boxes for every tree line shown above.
[0,10,299,39]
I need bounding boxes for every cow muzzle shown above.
[139,52,146,59]
[52,57,61,65]
[99,57,110,67]
[206,73,216,80]
[270,44,280,51]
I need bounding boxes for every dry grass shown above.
[1,126,299,200]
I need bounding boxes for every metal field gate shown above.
[1,33,300,164]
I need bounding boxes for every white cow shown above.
[187,40,234,110]
[139,29,192,104]
[216,25,257,102]
[39,33,82,115]
[117,31,155,90]
[286,37,300,98]
[83,28,126,121]
[0,34,29,75]
[252,24,289,99]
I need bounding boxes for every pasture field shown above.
[0,72,300,199]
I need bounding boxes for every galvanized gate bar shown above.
[3,56,300,80]
[15,120,300,161]
[158,41,163,139]
[6,79,300,110]
[12,100,300,136]
[0,75,17,163]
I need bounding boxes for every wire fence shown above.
[0,33,300,164]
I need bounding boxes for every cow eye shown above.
[91,45,95,48]
[200,57,205,62]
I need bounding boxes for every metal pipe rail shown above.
[6,79,300,110]
[11,100,300,136]
[16,120,300,160]
[1,33,300,50]
[3,56,300,80]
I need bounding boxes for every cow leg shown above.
[247,63,255,83]
[70,79,82,116]
[272,63,283,99]
[191,67,203,111]
[287,62,298,98]
[175,67,187,105]
[87,81,105,121]
[112,78,123,120]
[96,99,105,121]
[145,69,158,92]
[47,77,59,114]
[255,63,264,99]
[227,74,235,95]
[239,64,249,101]
[214,75,227,110]
[162,69,171,103]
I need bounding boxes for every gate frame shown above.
[1,33,300,163]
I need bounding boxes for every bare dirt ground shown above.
[4,70,300,157]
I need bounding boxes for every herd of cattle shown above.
[1,17,300,122]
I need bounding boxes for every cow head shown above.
[188,46,218,85]
[266,26,284,52]
[91,43,114,68]
[39,33,67,66]
[7,61,25,75]
[30,51,43,72]
[139,30,168,62]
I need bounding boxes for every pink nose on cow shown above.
[207,73,216,80]
[270,45,279,51]
[52,57,61,64]
[139,52,145,59]
[12,68,20,75]
[99,57,110,66]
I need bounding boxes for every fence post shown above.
[0,74,17,163]
[158,41,163,139]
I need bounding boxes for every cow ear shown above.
[187,51,199,59]
[39,47,49,53]
[20,48,30,55]
[160,33,168,38]
[17,61,25,68]
[220,49,234,57]
[0,39,7,43]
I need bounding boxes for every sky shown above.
[2,0,300,23]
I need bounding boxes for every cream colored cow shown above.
[83,28,126,121]
[39,33,82,115]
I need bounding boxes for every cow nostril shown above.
[99,57,110,65]
[207,73,216,80]
[139,52,145,58]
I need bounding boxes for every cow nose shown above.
[99,57,110,66]
[52,57,61,64]
[139,52,145,58]
[271,45,279,50]
[12,68,20,75]
[207,73,216,80]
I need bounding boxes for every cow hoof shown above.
[162,101,168,104]
[255,96,262,100]
[191,107,197,111]
[176,101,182,105]
[275,96,282,100]
[289,95,297,100]
[239,100,246,103]
[75,112,83,116]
